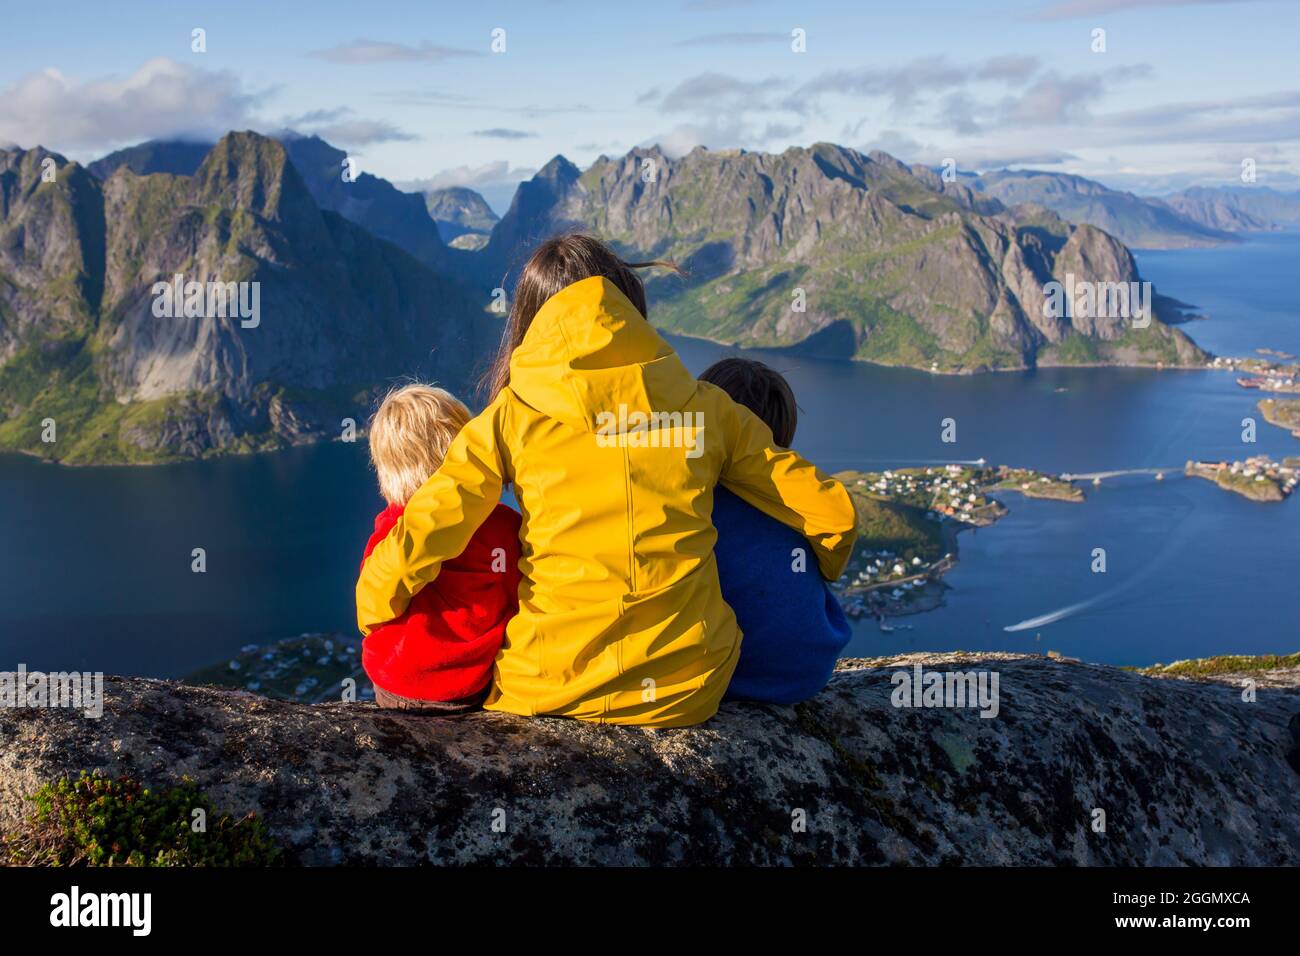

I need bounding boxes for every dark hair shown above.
[699,357,798,447]
[480,233,678,402]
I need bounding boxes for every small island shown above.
[1259,398,1300,437]
[1185,456,1298,502]
[832,463,1083,621]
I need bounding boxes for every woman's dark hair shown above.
[699,357,798,447]
[480,233,678,402]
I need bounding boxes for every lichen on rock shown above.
[1,653,1297,865]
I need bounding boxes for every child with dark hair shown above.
[700,357,853,705]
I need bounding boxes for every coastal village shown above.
[1185,455,1299,502]
[831,463,1083,624]
[1208,352,1300,394]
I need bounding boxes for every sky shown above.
[1,0,1296,210]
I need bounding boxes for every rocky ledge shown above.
[2,653,1298,865]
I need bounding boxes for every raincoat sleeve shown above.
[717,396,858,582]
[355,397,508,635]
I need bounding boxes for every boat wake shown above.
[1002,493,1195,633]
[1003,595,1107,632]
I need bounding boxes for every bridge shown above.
[1059,467,1179,481]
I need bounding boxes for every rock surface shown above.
[2,653,1298,865]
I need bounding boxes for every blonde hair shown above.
[368,383,472,506]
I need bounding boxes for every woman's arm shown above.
[355,396,508,635]
[715,391,858,582]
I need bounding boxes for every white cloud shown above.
[642,117,803,157]
[473,128,538,140]
[307,40,480,65]
[399,160,537,193]
[675,32,788,47]
[0,58,262,152]
[274,107,416,148]
[1033,0,1257,20]
[658,72,791,115]
[310,119,416,146]
[399,160,537,216]
[860,130,926,160]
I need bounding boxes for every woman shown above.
[356,234,857,726]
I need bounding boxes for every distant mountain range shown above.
[1163,185,1300,233]
[2,132,1223,464]
[965,169,1300,248]
[967,169,1242,249]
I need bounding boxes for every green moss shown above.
[1139,652,1300,678]
[850,496,944,562]
[937,734,976,774]
[0,335,367,465]
[1111,323,1188,363]
[1048,332,1102,365]
[3,770,283,867]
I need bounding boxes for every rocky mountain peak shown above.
[190,131,314,226]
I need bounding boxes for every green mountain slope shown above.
[480,144,1204,373]
[0,133,487,464]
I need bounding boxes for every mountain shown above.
[88,134,458,272]
[968,169,1236,249]
[423,186,498,250]
[480,144,1203,373]
[278,135,454,270]
[0,133,487,464]
[5,135,1209,465]
[1163,185,1300,232]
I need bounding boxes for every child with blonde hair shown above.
[360,383,521,713]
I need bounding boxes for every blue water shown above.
[1136,229,1300,358]
[1,233,1297,675]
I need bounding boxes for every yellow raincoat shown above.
[356,276,857,726]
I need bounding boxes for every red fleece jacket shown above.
[360,501,521,701]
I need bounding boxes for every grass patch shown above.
[3,770,283,867]
[1138,653,1300,678]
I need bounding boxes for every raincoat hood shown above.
[357,274,859,727]
[507,276,696,431]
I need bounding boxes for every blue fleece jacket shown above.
[713,487,852,705]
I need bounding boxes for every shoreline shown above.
[2,348,1228,469]
[664,329,1211,377]
[1259,398,1300,437]
[835,464,1081,621]
[180,632,1300,703]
